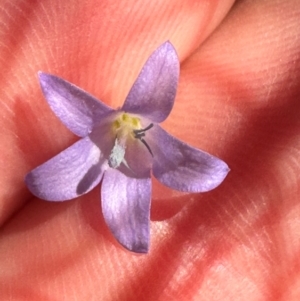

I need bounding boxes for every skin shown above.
[1,0,300,299]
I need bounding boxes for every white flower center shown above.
[108,112,153,169]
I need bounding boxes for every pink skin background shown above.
[1,0,300,300]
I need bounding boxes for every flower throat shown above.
[108,113,153,168]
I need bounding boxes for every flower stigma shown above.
[108,113,154,169]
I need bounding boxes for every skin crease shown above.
[1,0,300,300]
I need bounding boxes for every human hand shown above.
[1,0,299,300]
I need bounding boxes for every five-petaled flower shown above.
[25,42,229,253]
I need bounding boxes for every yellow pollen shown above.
[112,113,142,140]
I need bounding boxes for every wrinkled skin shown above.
[1,0,300,300]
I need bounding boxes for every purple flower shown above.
[25,42,229,253]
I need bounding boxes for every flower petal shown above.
[101,168,151,253]
[39,72,114,137]
[151,126,230,192]
[121,41,179,123]
[25,137,104,201]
